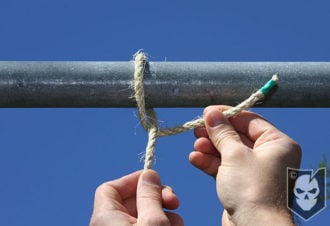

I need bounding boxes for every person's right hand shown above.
[190,106,301,226]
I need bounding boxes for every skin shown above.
[89,170,183,226]
[90,105,301,226]
[190,106,301,225]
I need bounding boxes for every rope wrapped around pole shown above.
[133,52,279,169]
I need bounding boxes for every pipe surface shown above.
[0,61,329,107]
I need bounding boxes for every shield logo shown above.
[287,167,326,221]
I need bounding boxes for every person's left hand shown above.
[89,170,183,226]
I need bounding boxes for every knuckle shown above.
[203,106,212,115]
[292,139,301,152]
[95,181,112,195]
[89,212,105,226]
[139,190,162,202]
[165,212,184,226]
[143,215,170,226]
[290,139,302,159]
[213,129,239,148]
[163,185,174,193]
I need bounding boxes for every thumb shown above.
[136,170,170,225]
[204,108,245,157]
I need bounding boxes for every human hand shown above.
[89,170,183,226]
[189,106,301,226]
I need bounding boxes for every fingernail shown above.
[166,186,175,194]
[141,170,160,186]
[206,111,224,128]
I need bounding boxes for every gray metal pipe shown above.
[0,61,329,107]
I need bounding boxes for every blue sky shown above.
[0,0,329,225]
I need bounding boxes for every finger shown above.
[165,211,184,226]
[189,151,219,177]
[204,108,247,158]
[93,170,143,212]
[205,105,281,144]
[194,126,208,138]
[123,185,180,218]
[123,196,137,217]
[194,137,219,156]
[222,210,233,226]
[136,170,170,225]
[203,105,231,116]
[162,186,179,210]
[238,133,254,148]
[91,173,141,226]
[106,170,143,199]
[194,106,225,138]
[227,110,280,144]
[90,212,136,226]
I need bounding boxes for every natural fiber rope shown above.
[133,51,279,170]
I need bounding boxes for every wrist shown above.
[231,206,296,226]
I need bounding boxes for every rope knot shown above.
[134,52,160,169]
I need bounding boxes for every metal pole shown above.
[0,61,329,107]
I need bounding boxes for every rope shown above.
[133,51,279,170]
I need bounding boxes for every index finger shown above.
[93,170,143,211]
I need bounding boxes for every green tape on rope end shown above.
[260,75,279,95]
